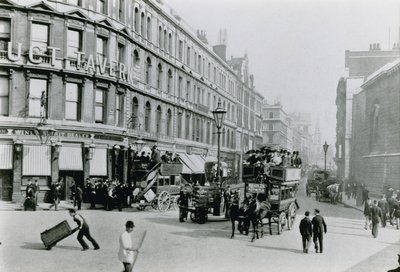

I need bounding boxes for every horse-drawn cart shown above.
[306,169,330,197]
[132,162,183,211]
[315,177,343,204]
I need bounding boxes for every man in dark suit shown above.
[378,194,389,227]
[299,211,313,253]
[311,209,327,253]
[370,199,383,238]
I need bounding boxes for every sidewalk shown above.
[0,200,75,211]
[341,193,378,212]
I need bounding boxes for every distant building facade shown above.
[351,59,400,194]
[335,43,400,181]
[0,0,263,202]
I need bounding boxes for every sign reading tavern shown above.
[5,42,141,83]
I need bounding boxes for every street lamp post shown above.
[212,100,226,187]
[323,141,329,172]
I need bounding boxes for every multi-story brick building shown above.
[351,58,400,195]
[0,0,263,202]
[335,43,400,180]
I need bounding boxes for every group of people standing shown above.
[23,179,40,211]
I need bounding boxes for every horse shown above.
[327,183,340,204]
[230,193,272,242]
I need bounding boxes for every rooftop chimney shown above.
[212,29,228,61]
[196,30,208,44]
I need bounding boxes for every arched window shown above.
[167,69,172,93]
[166,109,172,136]
[134,7,139,33]
[370,101,380,150]
[140,12,145,36]
[206,121,211,144]
[269,112,274,119]
[132,49,140,67]
[227,129,230,148]
[227,103,231,120]
[231,130,234,148]
[164,29,168,52]
[145,57,151,84]
[157,64,162,90]
[196,118,201,142]
[158,26,162,48]
[131,97,139,129]
[156,105,162,133]
[144,101,151,132]
[168,33,172,54]
[146,17,151,40]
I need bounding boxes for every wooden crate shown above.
[40,220,76,249]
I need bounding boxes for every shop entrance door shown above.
[0,170,13,201]
[59,171,84,201]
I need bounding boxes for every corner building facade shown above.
[0,0,263,202]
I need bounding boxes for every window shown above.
[178,76,182,97]
[145,57,151,84]
[134,7,139,33]
[131,97,139,129]
[177,111,182,138]
[158,26,162,48]
[168,34,172,54]
[65,82,81,120]
[186,46,190,66]
[117,43,125,63]
[164,30,168,52]
[0,19,10,51]
[118,0,124,21]
[196,118,201,142]
[147,17,151,40]
[185,114,190,139]
[156,106,162,134]
[269,124,273,130]
[206,121,210,144]
[213,67,216,82]
[370,102,380,149]
[31,23,49,54]
[167,69,172,93]
[0,76,9,116]
[186,81,190,101]
[269,112,273,119]
[157,64,162,90]
[115,92,123,126]
[140,12,145,36]
[178,40,183,61]
[29,79,47,118]
[268,134,273,144]
[95,89,106,123]
[144,102,151,132]
[132,49,140,67]
[197,55,201,73]
[96,0,106,13]
[166,109,172,136]
[207,63,211,79]
[192,117,196,141]
[96,36,107,62]
[67,29,82,59]
[207,92,210,107]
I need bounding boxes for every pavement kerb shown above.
[341,193,379,213]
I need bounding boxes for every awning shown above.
[23,145,51,176]
[0,144,12,169]
[89,148,107,176]
[187,154,205,173]
[204,156,228,167]
[178,153,204,174]
[59,145,83,171]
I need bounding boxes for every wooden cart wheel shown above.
[277,212,286,235]
[157,191,171,212]
[287,202,297,230]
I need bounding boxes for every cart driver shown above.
[255,193,271,219]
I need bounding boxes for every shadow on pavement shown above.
[20,242,80,251]
[249,244,304,254]
[328,231,372,239]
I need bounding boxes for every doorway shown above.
[0,170,13,201]
[59,171,84,201]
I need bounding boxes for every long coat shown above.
[370,205,383,224]
[311,215,327,235]
[299,217,312,238]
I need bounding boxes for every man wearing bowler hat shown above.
[311,209,327,253]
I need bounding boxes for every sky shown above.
[163,0,400,146]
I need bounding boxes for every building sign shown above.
[6,42,141,83]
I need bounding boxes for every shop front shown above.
[0,144,13,201]
[58,144,84,200]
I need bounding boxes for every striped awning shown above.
[89,148,107,176]
[22,145,51,176]
[59,145,83,171]
[0,144,12,169]
[178,153,204,174]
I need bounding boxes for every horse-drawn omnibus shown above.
[266,166,301,234]
[131,162,183,211]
